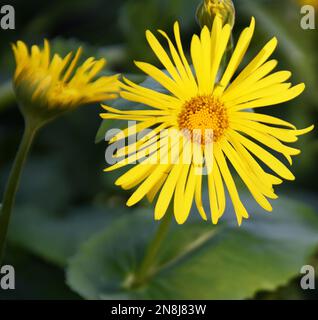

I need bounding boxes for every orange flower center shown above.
[178,95,229,144]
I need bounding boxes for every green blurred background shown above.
[0,0,317,300]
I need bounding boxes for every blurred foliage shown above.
[0,0,317,300]
[0,246,79,299]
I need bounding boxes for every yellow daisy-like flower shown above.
[101,17,313,225]
[13,40,119,120]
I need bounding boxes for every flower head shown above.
[13,40,119,121]
[101,17,313,225]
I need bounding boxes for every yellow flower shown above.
[101,17,313,225]
[13,40,119,121]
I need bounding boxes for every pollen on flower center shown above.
[178,95,229,144]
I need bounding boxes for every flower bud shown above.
[196,0,235,29]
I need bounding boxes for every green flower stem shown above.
[132,210,173,287]
[0,117,41,264]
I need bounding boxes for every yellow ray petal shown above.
[294,125,314,136]
[173,21,197,85]
[183,164,196,220]
[109,118,158,143]
[212,156,226,218]
[232,83,305,111]
[125,135,183,204]
[227,83,291,106]
[116,163,154,189]
[231,122,300,163]
[231,119,298,143]
[222,140,273,211]
[223,59,278,102]
[147,174,167,203]
[105,135,171,172]
[234,112,296,129]
[154,143,186,219]
[114,123,170,158]
[227,132,282,189]
[214,145,249,225]
[174,163,191,224]
[191,26,212,94]
[194,167,208,221]
[121,76,181,109]
[158,29,198,96]
[135,61,185,99]
[223,135,278,197]
[101,104,170,116]
[192,143,208,221]
[210,22,232,93]
[215,17,255,96]
[230,37,277,85]
[63,47,82,83]
[208,167,220,224]
[146,30,183,85]
[126,163,173,207]
[232,131,295,180]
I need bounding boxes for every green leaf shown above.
[67,195,318,299]
[8,205,127,267]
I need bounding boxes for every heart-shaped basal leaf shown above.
[66,195,318,300]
